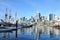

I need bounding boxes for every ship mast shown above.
[15,12,17,20]
[9,9,11,23]
[5,8,8,22]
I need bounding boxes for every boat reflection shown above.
[0,25,60,40]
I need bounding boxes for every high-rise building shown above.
[20,17,25,23]
[49,14,55,21]
[40,16,45,21]
[20,17,25,21]
[29,16,35,23]
[34,12,41,22]
[20,17,28,23]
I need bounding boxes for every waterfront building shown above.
[55,16,60,21]
[29,16,35,23]
[20,17,25,21]
[20,17,28,23]
[49,14,55,21]
[40,16,49,22]
[22,17,25,21]
[54,16,60,25]
[47,16,49,21]
[40,16,45,21]
[20,17,24,23]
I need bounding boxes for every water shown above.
[0,26,60,40]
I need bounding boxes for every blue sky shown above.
[0,0,60,19]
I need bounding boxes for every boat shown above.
[0,19,15,26]
[21,25,33,28]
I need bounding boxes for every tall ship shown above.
[0,8,15,26]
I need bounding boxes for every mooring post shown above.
[16,20,18,38]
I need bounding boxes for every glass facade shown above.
[49,14,55,21]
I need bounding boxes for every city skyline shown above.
[0,0,60,19]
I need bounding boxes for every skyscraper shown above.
[34,12,41,22]
[49,14,55,21]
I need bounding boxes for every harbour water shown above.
[0,26,60,40]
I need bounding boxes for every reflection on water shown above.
[3,33,6,40]
[0,26,60,40]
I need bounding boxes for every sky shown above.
[0,0,60,19]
